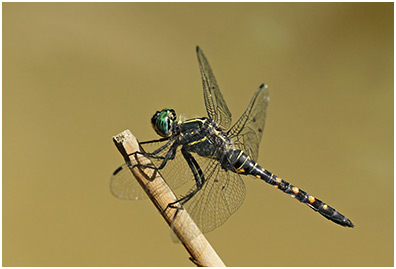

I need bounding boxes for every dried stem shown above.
[112,129,225,267]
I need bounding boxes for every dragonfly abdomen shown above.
[228,149,354,228]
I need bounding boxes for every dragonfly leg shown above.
[139,137,170,145]
[149,138,175,156]
[127,138,173,158]
[150,142,179,170]
[126,137,176,169]
[166,148,205,211]
[131,143,180,183]
[125,152,157,170]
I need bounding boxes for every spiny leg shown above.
[128,137,174,159]
[139,137,170,145]
[126,136,177,170]
[166,148,205,211]
[127,141,178,181]
[165,149,205,238]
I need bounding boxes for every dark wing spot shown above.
[258,128,262,133]
[252,117,256,123]
[113,166,123,175]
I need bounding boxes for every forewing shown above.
[228,84,269,160]
[110,163,148,200]
[112,140,246,236]
[110,139,192,201]
[183,155,246,233]
[140,140,194,192]
[196,46,232,130]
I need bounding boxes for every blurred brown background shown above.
[3,2,393,267]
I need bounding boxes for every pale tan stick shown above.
[113,129,226,267]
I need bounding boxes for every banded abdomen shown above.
[227,149,354,228]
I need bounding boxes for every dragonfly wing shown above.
[228,84,269,161]
[145,136,246,234]
[196,46,232,130]
[183,155,246,233]
[142,141,195,192]
[110,139,192,201]
[110,163,148,200]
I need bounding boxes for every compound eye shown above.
[151,109,171,137]
[151,111,160,126]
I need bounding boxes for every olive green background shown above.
[3,3,393,267]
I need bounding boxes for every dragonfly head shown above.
[151,108,176,137]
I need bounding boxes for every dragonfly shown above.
[111,46,354,234]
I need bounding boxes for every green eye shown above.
[151,108,176,137]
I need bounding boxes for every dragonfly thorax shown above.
[151,108,177,137]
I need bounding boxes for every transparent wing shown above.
[227,84,269,161]
[145,138,246,234]
[142,141,197,193]
[110,163,148,200]
[144,139,246,234]
[110,139,198,201]
[111,136,246,235]
[196,46,232,130]
[183,155,246,233]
